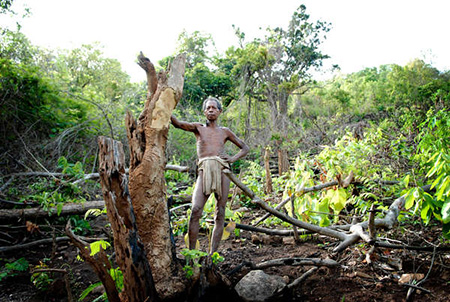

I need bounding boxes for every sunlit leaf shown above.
[441,202,450,224]
[403,175,410,187]
[330,188,347,213]
[221,221,236,240]
[184,233,200,249]
[404,190,416,210]
[421,203,430,224]
[89,240,111,256]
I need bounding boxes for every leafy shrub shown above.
[0,257,29,281]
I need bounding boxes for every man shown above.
[171,97,249,254]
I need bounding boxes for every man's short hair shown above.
[202,97,222,111]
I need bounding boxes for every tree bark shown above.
[264,146,273,194]
[0,200,104,221]
[97,136,157,302]
[277,147,290,176]
[125,53,186,299]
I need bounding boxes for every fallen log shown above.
[223,169,355,251]
[0,235,108,253]
[253,180,339,226]
[72,164,189,185]
[227,257,339,276]
[0,200,104,221]
[0,165,190,189]
[225,169,439,253]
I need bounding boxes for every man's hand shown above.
[219,152,234,164]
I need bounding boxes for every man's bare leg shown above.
[188,172,208,249]
[209,173,231,254]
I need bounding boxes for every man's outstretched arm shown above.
[170,115,198,132]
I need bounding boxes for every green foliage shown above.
[180,248,208,279]
[404,109,450,237]
[210,252,225,265]
[79,281,103,301]
[78,268,122,301]
[180,249,224,279]
[57,156,84,179]
[31,260,53,291]
[0,257,29,281]
[0,56,67,140]
[69,215,92,236]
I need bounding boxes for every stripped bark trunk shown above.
[97,137,157,301]
[264,146,273,194]
[125,53,186,299]
[277,147,290,176]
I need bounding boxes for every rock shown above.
[235,270,286,302]
[282,237,296,245]
[262,235,282,245]
[398,273,425,284]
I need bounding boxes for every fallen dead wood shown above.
[0,165,189,189]
[66,221,120,302]
[333,184,433,252]
[374,241,450,251]
[0,195,192,221]
[286,267,319,290]
[253,180,340,226]
[254,257,340,269]
[224,169,438,253]
[235,223,298,236]
[227,257,339,276]
[0,200,105,221]
[224,169,357,252]
[0,235,108,253]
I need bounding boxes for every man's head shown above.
[202,97,222,111]
[203,97,222,121]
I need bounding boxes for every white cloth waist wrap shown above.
[198,156,230,199]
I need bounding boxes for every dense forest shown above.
[1,1,449,302]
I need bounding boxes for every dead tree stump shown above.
[125,53,187,299]
[97,137,157,302]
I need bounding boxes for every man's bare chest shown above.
[196,127,227,144]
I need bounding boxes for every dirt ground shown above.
[1,208,449,302]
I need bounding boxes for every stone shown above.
[235,270,286,302]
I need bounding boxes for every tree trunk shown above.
[264,146,273,194]
[277,146,290,176]
[97,136,157,302]
[125,53,187,299]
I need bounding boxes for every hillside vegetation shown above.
[1,3,449,301]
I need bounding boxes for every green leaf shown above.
[436,176,450,201]
[330,188,347,213]
[79,281,103,301]
[441,202,450,224]
[56,203,63,216]
[403,175,410,187]
[421,203,430,224]
[57,156,68,169]
[443,222,450,240]
[89,240,111,256]
[404,189,416,210]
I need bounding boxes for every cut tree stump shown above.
[125,52,187,299]
[97,136,157,302]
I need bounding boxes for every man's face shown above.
[204,100,221,121]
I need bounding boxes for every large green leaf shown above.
[441,201,450,224]
[328,188,347,213]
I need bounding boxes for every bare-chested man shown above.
[171,97,249,254]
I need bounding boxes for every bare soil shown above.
[1,208,449,302]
